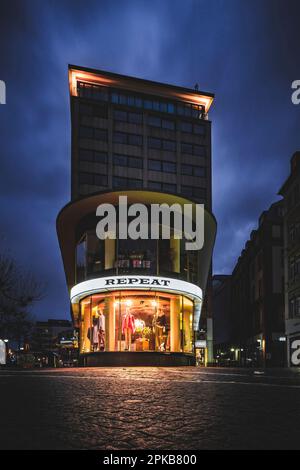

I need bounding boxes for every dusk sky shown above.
[0,0,299,320]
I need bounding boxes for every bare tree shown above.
[0,254,45,344]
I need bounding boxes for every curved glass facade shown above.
[79,290,194,354]
[76,229,199,285]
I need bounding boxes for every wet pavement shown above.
[0,366,300,450]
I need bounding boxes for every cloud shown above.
[0,0,299,319]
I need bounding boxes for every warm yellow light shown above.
[69,69,114,97]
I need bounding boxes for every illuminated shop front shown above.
[57,191,216,366]
[78,291,194,354]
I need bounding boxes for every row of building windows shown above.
[78,171,207,200]
[113,109,205,135]
[79,126,206,156]
[77,81,206,119]
[79,149,206,177]
[80,103,206,136]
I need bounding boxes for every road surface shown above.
[0,367,299,450]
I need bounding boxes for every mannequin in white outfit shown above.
[97,303,105,351]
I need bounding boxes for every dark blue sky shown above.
[0,0,299,320]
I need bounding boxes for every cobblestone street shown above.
[1,367,300,450]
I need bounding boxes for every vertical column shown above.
[170,297,181,352]
[105,238,116,270]
[105,296,115,351]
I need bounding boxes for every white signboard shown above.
[71,275,202,305]
[0,340,6,365]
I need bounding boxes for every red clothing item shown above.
[122,313,135,334]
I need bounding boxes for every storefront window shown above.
[79,291,194,354]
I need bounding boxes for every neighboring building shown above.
[212,275,232,360]
[279,151,300,367]
[230,201,285,367]
[57,65,217,366]
[30,319,73,352]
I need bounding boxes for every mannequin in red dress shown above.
[122,307,135,351]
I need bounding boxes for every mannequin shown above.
[92,316,99,351]
[122,307,135,351]
[154,308,166,351]
[97,302,105,351]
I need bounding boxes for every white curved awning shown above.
[70,275,203,330]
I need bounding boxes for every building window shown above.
[180,122,205,135]
[79,149,108,164]
[181,186,206,200]
[80,126,108,141]
[77,82,109,101]
[113,109,143,124]
[113,154,143,169]
[148,137,176,152]
[79,172,108,187]
[113,109,127,122]
[148,181,162,190]
[80,103,108,119]
[163,182,176,192]
[148,160,176,173]
[113,176,143,189]
[148,115,175,130]
[181,142,205,156]
[194,124,205,135]
[181,164,206,177]
[147,181,176,192]
[113,132,143,146]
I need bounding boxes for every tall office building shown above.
[57,65,216,366]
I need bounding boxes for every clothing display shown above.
[98,312,105,351]
[122,311,135,350]
[87,312,106,352]
[154,312,168,351]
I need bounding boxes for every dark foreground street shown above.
[0,367,300,450]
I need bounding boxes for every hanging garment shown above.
[122,313,135,334]
[92,324,99,344]
[98,313,105,331]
